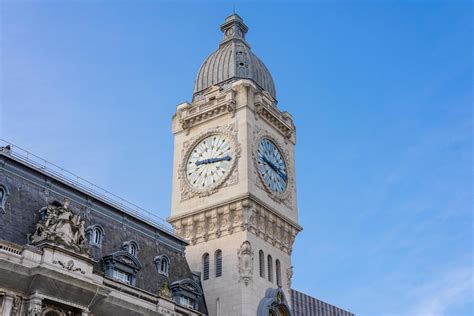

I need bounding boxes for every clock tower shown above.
[169,14,302,316]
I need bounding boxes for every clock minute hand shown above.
[263,156,287,182]
[195,155,232,166]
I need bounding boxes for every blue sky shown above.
[1,1,472,315]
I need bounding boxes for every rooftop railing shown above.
[0,139,174,234]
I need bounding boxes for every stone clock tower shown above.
[169,14,302,316]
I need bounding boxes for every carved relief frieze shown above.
[178,123,241,201]
[252,126,295,208]
[52,259,86,274]
[169,197,301,255]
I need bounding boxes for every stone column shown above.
[81,309,92,316]
[1,293,15,316]
[25,293,43,316]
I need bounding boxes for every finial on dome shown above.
[220,13,249,47]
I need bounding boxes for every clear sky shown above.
[1,1,472,315]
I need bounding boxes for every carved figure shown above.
[31,199,89,254]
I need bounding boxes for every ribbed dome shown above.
[193,14,276,100]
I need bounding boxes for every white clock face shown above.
[186,134,232,189]
[256,138,288,193]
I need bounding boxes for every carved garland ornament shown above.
[252,127,294,206]
[237,241,254,285]
[178,123,241,200]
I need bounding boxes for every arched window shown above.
[87,224,104,247]
[93,227,102,244]
[276,259,281,286]
[259,250,265,278]
[129,243,137,256]
[215,249,222,277]
[202,253,210,280]
[123,240,139,257]
[0,184,9,214]
[154,255,170,276]
[267,255,273,282]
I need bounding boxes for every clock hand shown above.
[262,156,287,182]
[195,155,231,166]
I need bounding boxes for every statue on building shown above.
[31,198,88,254]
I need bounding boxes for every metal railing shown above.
[0,139,173,233]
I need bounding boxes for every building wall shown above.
[0,150,207,315]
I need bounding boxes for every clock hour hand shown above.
[195,155,232,166]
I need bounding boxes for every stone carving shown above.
[286,266,293,289]
[158,282,173,299]
[178,123,241,200]
[11,296,22,316]
[252,126,294,207]
[237,241,254,285]
[26,295,43,316]
[31,199,88,254]
[53,259,86,274]
[169,197,301,255]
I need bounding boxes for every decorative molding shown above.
[178,123,241,201]
[252,127,294,207]
[52,259,86,274]
[177,86,236,133]
[254,92,295,143]
[286,266,293,289]
[169,197,301,255]
[237,241,254,285]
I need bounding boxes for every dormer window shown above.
[170,278,203,312]
[86,225,104,247]
[122,240,139,257]
[154,255,170,276]
[102,250,142,287]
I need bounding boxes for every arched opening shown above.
[215,249,222,277]
[202,253,209,280]
[259,250,265,278]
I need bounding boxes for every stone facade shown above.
[0,147,207,315]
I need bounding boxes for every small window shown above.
[179,296,195,309]
[215,249,222,277]
[93,227,102,244]
[112,268,132,285]
[0,185,8,214]
[276,259,281,286]
[259,250,265,278]
[154,255,170,276]
[203,253,210,280]
[129,243,137,256]
[87,225,104,247]
[267,255,273,282]
[123,240,139,257]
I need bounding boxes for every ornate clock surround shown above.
[252,127,294,205]
[178,123,241,200]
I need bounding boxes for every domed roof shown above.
[194,14,276,100]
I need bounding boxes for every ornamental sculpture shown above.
[237,240,254,285]
[31,199,88,254]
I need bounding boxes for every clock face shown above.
[256,138,288,193]
[186,134,232,189]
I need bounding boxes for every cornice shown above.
[168,195,302,255]
[176,86,236,135]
